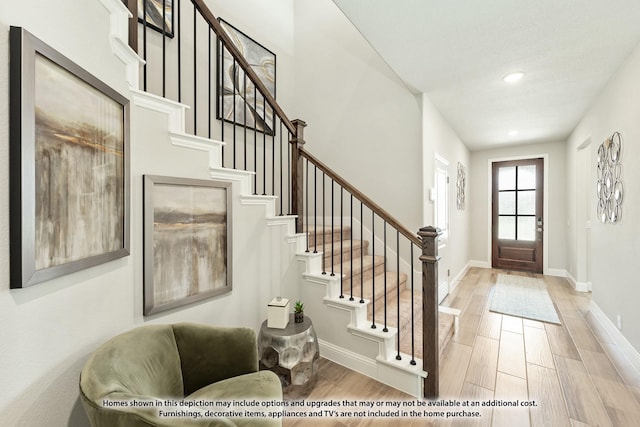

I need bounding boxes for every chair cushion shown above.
[186,371,283,427]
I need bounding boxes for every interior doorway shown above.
[491,158,544,273]
[434,154,449,303]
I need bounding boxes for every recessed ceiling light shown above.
[508,130,519,136]
[503,72,525,83]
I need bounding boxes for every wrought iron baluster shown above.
[371,212,376,329]
[162,0,166,97]
[207,30,211,138]
[339,187,344,299]
[253,86,257,193]
[142,0,147,90]
[349,194,354,301]
[313,165,318,253]
[360,201,364,304]
[263,97,267,195]
[220,44,224,165]
[177,0,182,102]
[305,158,309,253]
[279,121,283,215]
[330,180,335,277]
[232,58,237,169]
[287,131,291,214]
[410,243,416,365]
[321,173,326,274]
[244,72,247,170]
[193,6,197,134]
[396,230,401,360]
[383,221,388,333]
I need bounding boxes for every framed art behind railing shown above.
[143,175,233,315]
[137,0,174,38]
[217,18,276,135]
[9,27,130,288]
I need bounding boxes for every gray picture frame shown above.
[216,18,276,135]
[9,27,130,288]
[143,175,233,316]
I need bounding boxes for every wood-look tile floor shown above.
[283,268,640,426]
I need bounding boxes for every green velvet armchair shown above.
[79,323,283,426]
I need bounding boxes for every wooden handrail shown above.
[299,148,421,247]
[191,0,296,136]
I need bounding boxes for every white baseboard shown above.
[565,271,592,292]
[449,261,471,293]
[590,301,640,379]
[469,260,491,269]
[318,338,378,379]
[545,268,566,277]
[318,338,426,397]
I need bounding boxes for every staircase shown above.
[301,223,458,396]
[121,0,458,398]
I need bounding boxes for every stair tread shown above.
[304,224,352,233]
[306,225,352,248]
[330,254,384,275]
[343,271,407,302]
[315,240,369,261]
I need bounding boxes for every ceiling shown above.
[333,0,640,150]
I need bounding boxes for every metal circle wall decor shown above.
[596,131,623,224]
[456,162,466,210]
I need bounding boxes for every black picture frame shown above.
[9,27,130,288]
[143,175,233,315]
[138,0,174,38]
[216,18,276,135]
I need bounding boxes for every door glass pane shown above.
[517,191,536,215]
[499,217,515,239]
[518,165,536,189]
[499,167,516,190]
[517,217,536,241]
[499,192,515,215]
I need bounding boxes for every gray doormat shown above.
[490,273,561,325]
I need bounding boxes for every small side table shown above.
[258,314,320,399]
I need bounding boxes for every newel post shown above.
[419,226,442,399]
[290,119,307,233]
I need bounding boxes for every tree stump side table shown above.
[258,314,319,399]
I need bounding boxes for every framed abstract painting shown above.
[217,18,276,135]
[143,175,232,315]
[9,27,130,288]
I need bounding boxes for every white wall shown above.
[422,95,471,289]
[566,40,640,351]
[0,1,298,425]
[469,141,567,273]
[292,0,424,233]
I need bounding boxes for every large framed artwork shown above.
[9,27,130,288]
[143,175,232,315]
[137,0,174,38]
[217,18,276,135]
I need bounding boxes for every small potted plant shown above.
[294,301,304,323]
